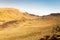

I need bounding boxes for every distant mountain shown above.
[0,8,60,40]
[50,13,60,16]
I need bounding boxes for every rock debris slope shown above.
[0,8,60,40]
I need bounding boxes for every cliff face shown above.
[0,8,60,40]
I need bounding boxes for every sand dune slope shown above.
[0,8,60,40]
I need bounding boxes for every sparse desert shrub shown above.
[39,37,44,40]
[39,34,60,40]
[52,25,60,33]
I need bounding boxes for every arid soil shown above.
[0,8,60,40]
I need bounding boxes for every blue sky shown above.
[0,0,60,16]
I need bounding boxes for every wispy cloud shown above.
[0,0,60,16]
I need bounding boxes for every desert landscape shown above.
[0,8,60,40]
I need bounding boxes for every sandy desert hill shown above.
[0,8,60,40]
[0,8,23,24]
